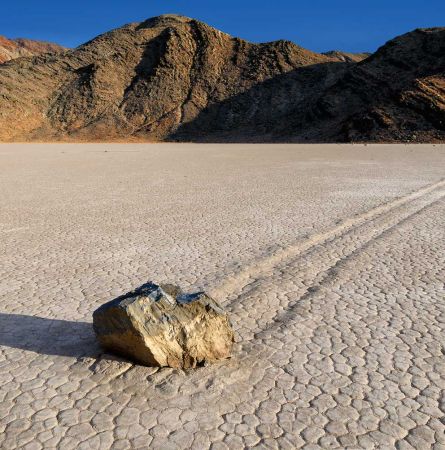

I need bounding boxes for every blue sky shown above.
[1,1,443,53]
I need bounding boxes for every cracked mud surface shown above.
[0,143,444,449]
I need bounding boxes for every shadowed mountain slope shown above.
[300,28,445,142]
[0,15,443,142]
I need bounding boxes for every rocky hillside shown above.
[294,28,445,142]
[0,36,65,63]
[0,15,443,142]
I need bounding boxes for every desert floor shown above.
[0,143,444,450]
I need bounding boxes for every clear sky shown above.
[1,0,443,53]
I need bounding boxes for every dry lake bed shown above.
[0,143,444,449]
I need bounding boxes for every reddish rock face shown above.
[0,35,65,63]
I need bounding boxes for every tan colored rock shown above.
[93,282,234,368]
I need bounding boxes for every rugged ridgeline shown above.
[0,35,65,63]
[322,51,371,63]
[0,15,444,142]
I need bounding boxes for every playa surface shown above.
[0,143,444,449]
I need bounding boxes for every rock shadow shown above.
[0,313,101,359]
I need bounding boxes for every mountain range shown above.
[0,35,65,64]
[0,15,443,142]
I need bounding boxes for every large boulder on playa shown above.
[93,282,234,368]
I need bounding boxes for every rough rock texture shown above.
[0,35,65,64]
[0,15,443,142]
[93,282,234,368]
[0,14,337,141]
[295,28,445,143]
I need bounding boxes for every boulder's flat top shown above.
[0,143,444,449]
